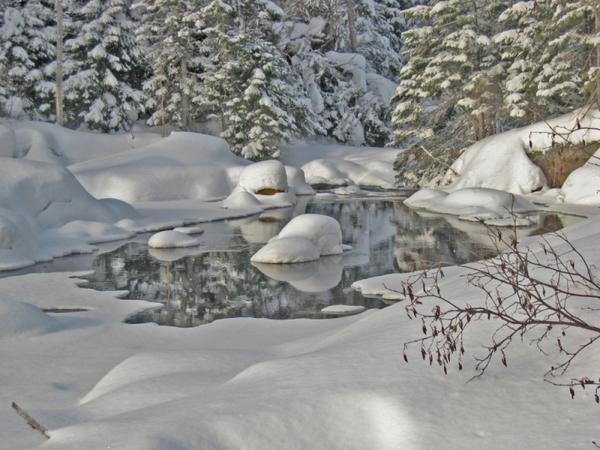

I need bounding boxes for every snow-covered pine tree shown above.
[391,0,506,146]
[535,0,599,115]
[135,0,207,133]
[200,0,320,160]
[62,0,144,131]
[0,0,55,118]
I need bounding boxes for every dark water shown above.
[80,196,570,327]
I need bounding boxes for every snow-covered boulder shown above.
[147,230,201,249]
[560,158,600,205]
[251,214,345,264]
[285,166,314,195]
[404,187,537,223]
[321,304,366,316]
[0,124,17,157]
[238,160,288,195]
[222,189,263,210]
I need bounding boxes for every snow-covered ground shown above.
[1,113,600,449]
[1,216,598,449]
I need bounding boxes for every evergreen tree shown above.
[63,0,144,131]
[200,0,320,160]
[0,0,55,118]
[135,0,207,133]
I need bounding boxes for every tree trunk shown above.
[159,33,167,137]
[594,3,600,68]
[346,0,358,52]
[180,57,190,130]
[55,0,64,126]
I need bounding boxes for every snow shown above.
[559,147,600,204]
[442,109,600,195]
[404,187,538,222]
[0,124,17,157]
[221,189,263,210]
[237,160,288,194]
[147,230,201,249]
[321,304,366,316]
[69,132,246,203]
[251,214,345,264]
[0,301,60,338]
[1,213,599,449]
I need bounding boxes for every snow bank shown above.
[251,214,345,263]
[282,142,400,190]
[10,120,161,165]
[0,157,137,270]
[147,230,201,249]
[404,187,538,223]
[0,301,58,338]
[443,109,600,194]
[69,132,247,202]
[0,124,17,157]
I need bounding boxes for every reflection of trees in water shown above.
[84,198,568,327]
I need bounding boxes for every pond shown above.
[78,194,575,327]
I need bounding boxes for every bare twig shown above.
[11,402,50,439]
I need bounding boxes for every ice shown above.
[321,304,366,316]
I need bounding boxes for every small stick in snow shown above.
[419,145,460,176]
[11,402,50,439]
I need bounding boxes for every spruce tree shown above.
[0,0,55,118]
[63,0,144,131]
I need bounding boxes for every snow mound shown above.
[52,221,134,244]
[0,157,124,228]
[405,188,537,220]
[69,132,247,202]
[0,301,58,338]
[238,160,288,194]
[321,304,366,316]
[251,214,344,264]
[560,153,600,204]
[251,236,320,264]
[0,124,17,157]
[147,230,201,249]
[285,166,314,195]
[222,190,263,210]
[0,210,36,270]
[443,109,600,195]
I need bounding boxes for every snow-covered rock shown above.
[560,155,600,204]
[285,166,314,195]
[405,187,537,221]
[251,214,345,264]
[238,160,288,194]
[147,230,201,249]
[321,304,366,316]
[443,109,600,195]
[222,190,263,210]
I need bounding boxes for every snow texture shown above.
[238,160,288,194]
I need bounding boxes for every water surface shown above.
[80,195,571,327]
